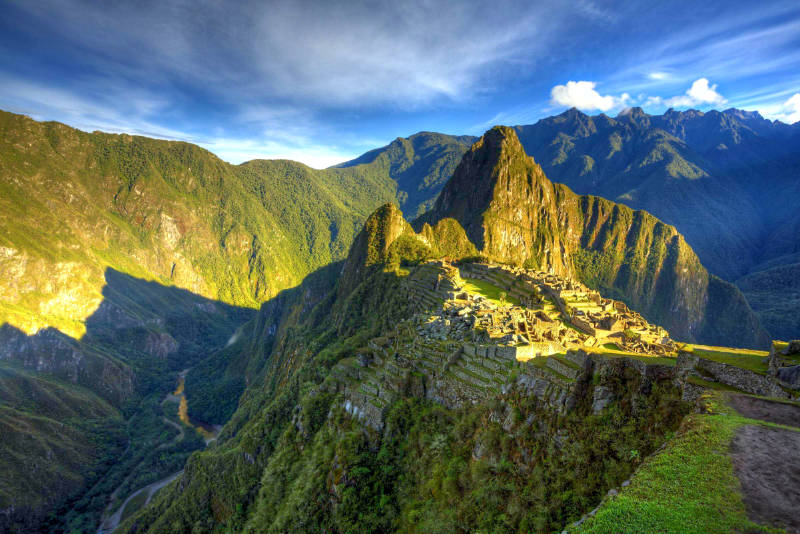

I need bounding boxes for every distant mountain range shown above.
[0,106,795,530]
[347,107,800,340]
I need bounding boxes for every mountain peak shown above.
[340,202,411,293]
[476,125,525,156]
[618,106,646,117]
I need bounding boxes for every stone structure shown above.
[457,261,674,356]
[768,340,800,391]
[676,351,790,399]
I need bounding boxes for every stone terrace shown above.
[328,260,680,429]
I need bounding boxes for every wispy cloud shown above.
[5,0,581,109]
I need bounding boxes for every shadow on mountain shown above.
[0,267,257,409]
[183,260,345,426]
[0,268,261,533]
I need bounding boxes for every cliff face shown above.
[419,126,768,347]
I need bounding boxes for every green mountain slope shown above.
[118,196,793,533]
[418,126,767,348]
[0,109,400,531]
[512,107,800,340]
[113,202,690,533]
[336,131,476,218]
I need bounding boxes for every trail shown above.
[729,394,800,533]
[95,369,220,533]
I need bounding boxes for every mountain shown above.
[0,109,791,532]
[335,108,800,340]
[0,109,402,531]
[512,107,800,340]
[116,191,790,533]
[336,131,477,218]
[418,126,767,348]
[111,202,683,533]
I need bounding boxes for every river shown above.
[96,369,220,533]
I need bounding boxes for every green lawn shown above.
[688,345,769,375]
[576,392,781,534]
[686,376,746,393]
[460,277,520,306]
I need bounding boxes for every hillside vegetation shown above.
[0,109,398,531]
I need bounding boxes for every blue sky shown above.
[1,0,799,168]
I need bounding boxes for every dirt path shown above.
[729,395,800,533]
[729,394,800,427]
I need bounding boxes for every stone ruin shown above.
[328,259,681,430]
[768,340,800,391]
[452,261,674,356]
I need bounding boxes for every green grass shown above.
[576,392,781,534]
[525,355,574,382]
[461,277,520,306]
[686,376,746,393]
[688,344,769,375]
[772,341,800,364]
[551,353,582,370]
[590,346,678,366]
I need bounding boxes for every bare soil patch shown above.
[730,424,800,533]
[729,394,800,428]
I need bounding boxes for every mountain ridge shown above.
[416,126,767,348]
[330,107,800,340]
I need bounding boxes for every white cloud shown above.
[550,81,618,111]
[772,93,800,124]
[648,72,670,81]
[642,78,727,109]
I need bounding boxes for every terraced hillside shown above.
[116,201,800,533]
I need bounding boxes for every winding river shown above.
[96,369,220,533]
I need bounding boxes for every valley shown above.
[97,369,219,534]
[3,3,800,532]
[0,112,798,533]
